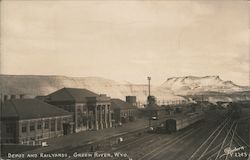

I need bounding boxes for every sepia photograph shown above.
[0,0,249,160]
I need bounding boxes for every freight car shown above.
[155,112,204,133]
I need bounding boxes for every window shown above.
[6,127,13,133]
[37,121,42,130]
[89,111,93,116]
[22,126,27,133]
[30,124,35,132]
[30,137,35,141]
[51,120,55,131]
[22,139,26,144]
[57,120,61,131]
[77,120,81,127]
[44,120,49,129]
[37,124,42,129]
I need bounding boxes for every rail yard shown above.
[3,81,250,160]
[5,102,250,160]
[25,104,248,160]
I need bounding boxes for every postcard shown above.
[0,0,249,160]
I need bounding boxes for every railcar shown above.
[156,112,204,133]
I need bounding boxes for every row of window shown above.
[20,135,44,144]
[21,120,61,133]
[60,105,74,112]
[21,135,44,141]
[120,110,137,117]
[6,127,14,134]
[4,139,15,143]
[58,104,111,114]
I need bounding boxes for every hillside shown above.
[1,75,249,104]
[0,75,183,104]
[161,76,246,95]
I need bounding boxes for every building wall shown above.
[113,108,121,123]
[0,119,19,143]
[113,108,138,124]
[126,96,137,107]
[75,103,88,132]
[48,101,79,132]
[49,101,112,132]
[88,102,112,131]
[1,115,73,145]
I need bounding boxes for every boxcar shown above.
[166,112,204,133]
[166,119,176,133]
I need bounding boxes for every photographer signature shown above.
[219,146,245,158]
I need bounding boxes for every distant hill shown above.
[0,74,249,103]
[161,76,247,95]
[0,75,183,104]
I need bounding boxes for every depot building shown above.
[0,99,73,145]
[44,88,113,132]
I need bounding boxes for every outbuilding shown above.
[111,98,138,125]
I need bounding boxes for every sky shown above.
[0,0,249,86]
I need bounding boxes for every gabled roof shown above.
[1,99,72,120]
[111,98,136,110]
[47,87,98,102]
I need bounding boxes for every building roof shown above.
[1,99,72,120]
[111,98,137,110]
[47,87,99,102]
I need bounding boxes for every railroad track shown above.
[108,121,205,160]
[32,111,231,160]
[72,118,204,160]
[63,128,156,160]
[89,132,163,160]
[188,112,230,160]
[188,110,244,160]
[112,133,156,151]
[137,126,201,160]
[52,117,218,160]
[198,118,231,160]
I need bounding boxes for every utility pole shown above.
[147,77,151,97]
